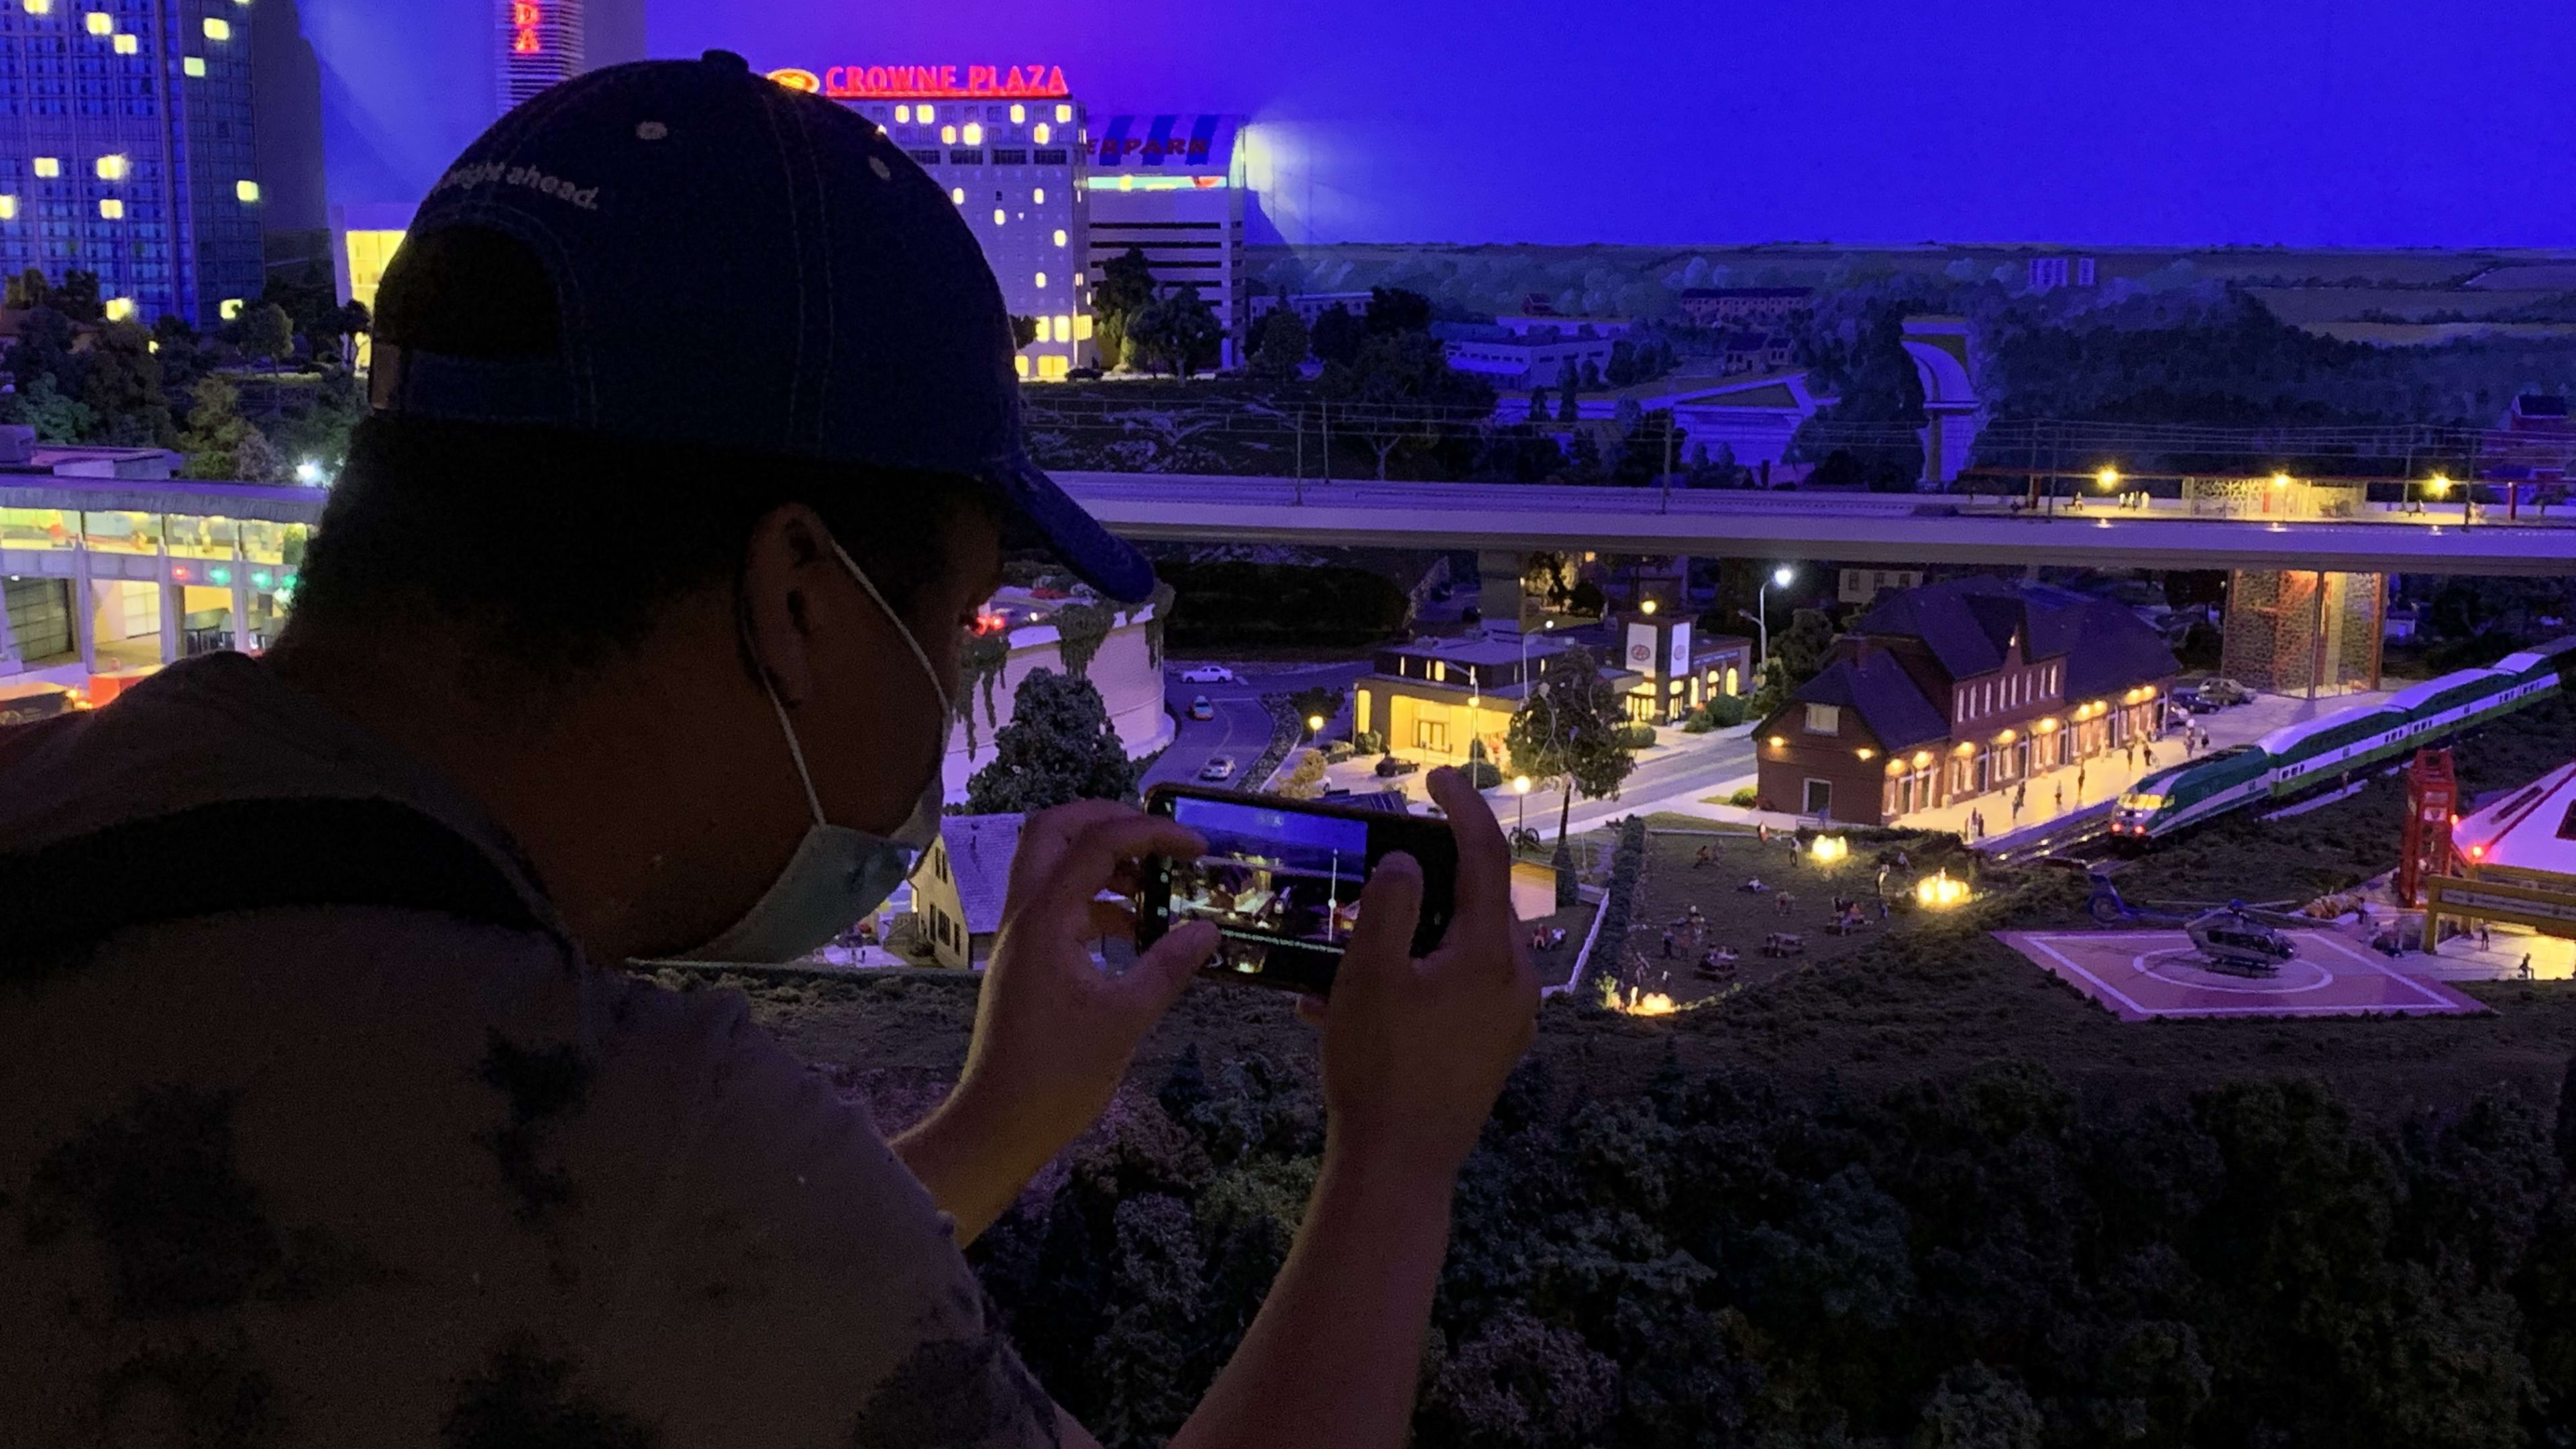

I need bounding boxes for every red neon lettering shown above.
[513,27,541,53]
[511,1,539,25]
[809,62,1073,99]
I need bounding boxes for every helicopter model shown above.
[2085,873,2306,977]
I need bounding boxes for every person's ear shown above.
[739,502,841,708]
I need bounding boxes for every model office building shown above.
[839,90,1093,377]
[1085,113,1245,369]
[0,0,263,328]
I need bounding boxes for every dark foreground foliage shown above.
[974,1043,2576,1449]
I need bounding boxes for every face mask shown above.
[678,537,953,963]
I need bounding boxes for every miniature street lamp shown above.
[2096,466,2119,491]
[1512,773,1532,838]
[1305,713,1324,737]
[1753,565,1794,690]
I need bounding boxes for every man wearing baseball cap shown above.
[0,52,1536,1445]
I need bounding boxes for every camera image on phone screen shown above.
[1166,794,1370,981]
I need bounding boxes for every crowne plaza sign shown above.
[766,64,1071,101]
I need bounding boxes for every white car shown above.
[1179,665,1236,684]
[1187,695,1214,720]
[1198,755,1236,782]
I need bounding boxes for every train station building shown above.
[1753,577,2180,824]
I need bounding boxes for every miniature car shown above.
[1179,665,1237,684]
[2169,688,2218,714]
[1373,755,1422,778]
[1187,695,1214,720]
[1199,755,1236,782]
[2198,677,2254,706]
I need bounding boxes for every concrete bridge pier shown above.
[1477,547,1529,630]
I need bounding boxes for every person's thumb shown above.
[1338,852,1425,993]
[1123,920,1220,1014]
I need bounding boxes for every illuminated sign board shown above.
[767,64,1069,101]
[511,0,543,54]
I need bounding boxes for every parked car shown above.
[1373,755,1422,779]
[1187,695,1214,720]
[1179,665,1236,684]
[1199,755,1236,782]
[2198,676,2255,706]
[2169,688,2218,714]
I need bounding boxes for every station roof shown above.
[2456,760,2576,880]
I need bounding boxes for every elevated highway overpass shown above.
[1054,473,2576,578]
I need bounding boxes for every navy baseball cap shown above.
[368,50,1155,602]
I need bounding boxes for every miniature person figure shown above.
[2076,763,2088,797]
[2143,744,2156,769]
[1694,844,1713,869]
[2012,782,2026,822]
[2521,953,2535,980]
[1878,894,1891,922]
[1660,929,1676,959]
[2054,782,2065,814]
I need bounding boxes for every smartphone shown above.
[1139,783,1459,996]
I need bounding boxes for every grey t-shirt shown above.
[0,654,1060,1446]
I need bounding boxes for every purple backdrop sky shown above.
[305,0,2576,248]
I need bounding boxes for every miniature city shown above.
[7,7,2576,1443]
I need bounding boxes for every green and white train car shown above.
[2107,637,2576,843]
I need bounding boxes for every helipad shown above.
[1996,929,2488,1020]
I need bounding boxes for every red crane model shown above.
[2398,747,2458,906]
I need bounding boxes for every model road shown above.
[1142,659,1373,792]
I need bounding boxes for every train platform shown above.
[1997,927,2488,1020]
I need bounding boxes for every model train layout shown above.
[2107,637,2576,843]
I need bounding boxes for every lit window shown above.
[97,197,121,218]
[895,104,910,123]
[939,124,956,144]
[949,186,964,205]
[1013,354,1029,378]
[1009,103,1025,124]
[916,105,934,123]
[82,9,106,32]
[962,122,981,145]
[1073,313,1093,340]
[1052,313,1071,341]
[203,15,229,39]
[104,297,133,320]
[1055,103,1071,123]
[1034,271,1046,289]
[1805,703,1841,735]
[219,297,243,319]
[183,56,205,76]
[1073,271,1085,286]
[235,179,260,203]
[95,154,127,180]
[1032,186,1044,204]
[33,157,59,177]
[22,0,52,13]
[1053,227,1067,247]
[1032,122,1051,144]
[111,31,134,52]
[991,207,1005,225]
[0,196,15,219]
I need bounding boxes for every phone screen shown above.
[1142,786,1456,996]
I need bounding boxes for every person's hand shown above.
[955,800,1220,1156]
[895,801,1216,1240]
[1313,767,1539,1177]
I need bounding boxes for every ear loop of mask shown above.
[749,534,956,830]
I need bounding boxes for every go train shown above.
[2106,637,2576,843]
